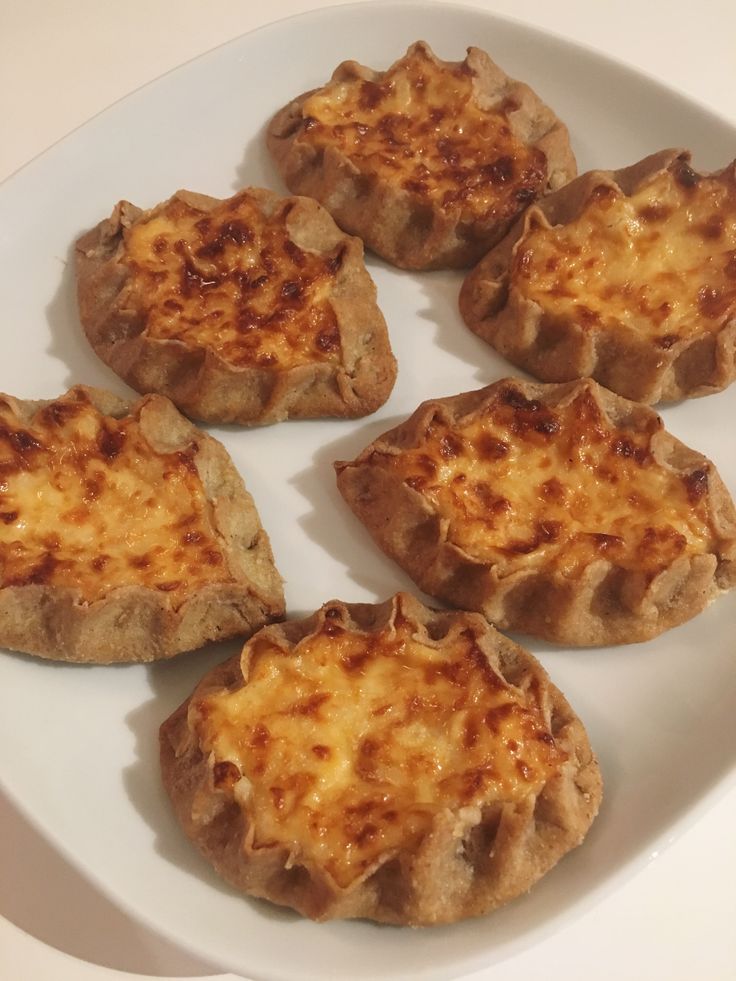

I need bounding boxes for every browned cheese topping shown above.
[512,159,736,344]
[298,43,547,224]
[0,389,232,601]
[192,603,564,888]
[366,385,716,577]
[124,192,346,370]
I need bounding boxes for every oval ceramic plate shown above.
[0,3,735,979]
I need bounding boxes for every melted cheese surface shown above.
[125,192,345,369]
[0,389,232,601]
[367,384,715,577]
[194,604,564,888]
[512,159,736,343]
[299,43,547,223]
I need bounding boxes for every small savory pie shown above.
[160,592,602,925]
[460,150,736,403]
[267,41,576,270]
[76,187,396,425]
[335,378,736,646]
[0,386,284,663]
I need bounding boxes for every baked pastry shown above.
[76,187,396,425]
[160,592,602,924]
[335,378,736,646]
[0,386,284,663]
[459,150,736,403]
[267,41,576,270]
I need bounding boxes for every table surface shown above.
[1,1,735,979]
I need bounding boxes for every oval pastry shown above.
[76,187,396,424]
[160,592,602,924]
[0,386,284,662]
[335,378,736,646]
[459,150,736,403]
[267,41,576,270]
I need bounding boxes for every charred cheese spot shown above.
[0,389,232,601]
[367,386,715,577]
[124,192,345,370]
[512,162,736,342]
[298,44,547,224]
[193,610,563,889]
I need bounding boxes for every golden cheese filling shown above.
[194,606,564,889]
[368,385,715,577]
[299,44,547,223]
[512,159,736,344]
[125,192,345,370]
[0,389,232,601]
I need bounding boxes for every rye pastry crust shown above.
[335,379,736,646]
[267,41,576,270]
[0,386,284,663]
[459,150,736,403]
[160,592,602,924]
[76,187,396,425]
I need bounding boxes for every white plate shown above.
[0,2,735,979]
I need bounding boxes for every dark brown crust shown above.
[267,41,576,271]
[335,379,736,646]
[75,188,396,425]
[459,149,736,403]
[0,387,285,663]
[160,592,602,924]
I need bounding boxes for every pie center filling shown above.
[512,162,736,342]
[369,385,715,577]
[0,389,231,601]
[299,44,547,223]
[194,608,564,889]
[125,192,345,370]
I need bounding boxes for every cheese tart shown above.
[267,41,576,270]
[76,188,396,425]
[160,592,602,924]
[0,386,284,662]
[460,150,736,403]
[335,378,736,646]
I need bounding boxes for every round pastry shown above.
[460,150,736,403]
[76,187,396,425]
[335,377,736,646]
[160,592,602,924]
[0,386,284,662]
[267,41,576,270]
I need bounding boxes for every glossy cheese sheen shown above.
[371,385,715,577]
[299,44,546,223]
[0,390,232,601]
[194,611,564,889]
[125,192,344,369]
[513,161,736,341]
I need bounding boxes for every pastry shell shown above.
[459,149,736,403]
[160,592,602,925]
[76,188,396,425]
[267,41,576,271]
[335,378,736,646]
[0,387,284,663]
